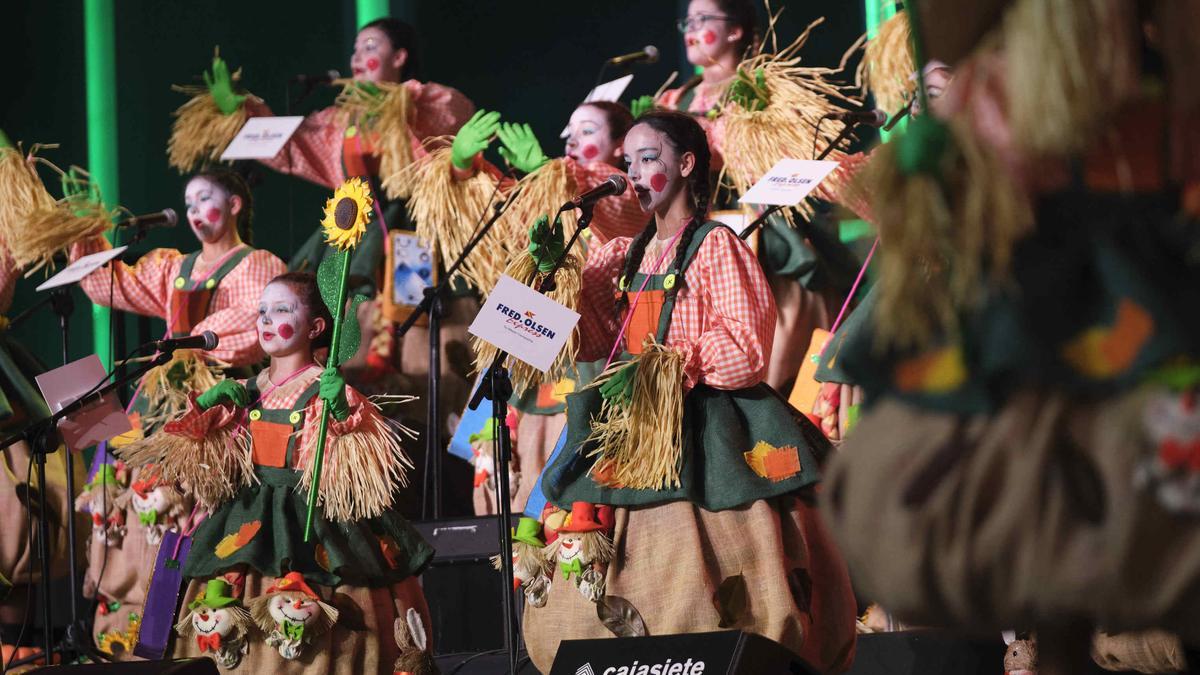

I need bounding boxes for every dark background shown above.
[2,0,865,371]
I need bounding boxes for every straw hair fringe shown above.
[585,342,684,490]
[0,146,56,250]
[295,400,415,522]
[858,9,916,115]
[719,18,861,223]
[470,250,580,395]
[491,541,551,579]
[336,79,414,195]
[139,350,225,429]
[505,158,580,249]
[167,85,249,173]
[384,144,506,290]
[116,423,253,511]
[18,206,112,275]
[856,117,1033,349]
[1002,0,1139,158]
[541,530,615,565]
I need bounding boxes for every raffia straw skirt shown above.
[823,387,1200,642]
[173,572,430,675]
[522,496,858,674]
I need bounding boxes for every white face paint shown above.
[556,533,584,562]
[682,0,743,66]
[268,593,320,626]
[132,488,169,514]
[256,282,319,358]
[623,124,690,215]
[192,606,235,636]
[350,26,405,84]
[565,105,621,167]
[184,177,236,245]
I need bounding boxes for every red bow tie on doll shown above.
[1159,437,1200,472]
[196,633,222,652]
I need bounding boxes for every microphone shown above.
[117,208,178,229]
[825,109,889,128]
[150,331,219,354]
[290,70,341,85]
[561,175,628,212]
[607,46,659,67]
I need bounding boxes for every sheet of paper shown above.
[220,116,305,160]
[35,355,132,452]
[738,158,840,207]
[468,275,581,373]
[560,75,635,137]
[36,246,128,292]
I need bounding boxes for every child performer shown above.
[520,111,857,672]
[121,272,434,673]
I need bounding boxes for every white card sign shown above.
[738,158,840,207]
[468,275,581,372]
[37,246,128,292]
[561,75,635,137]
[220,116,305,160]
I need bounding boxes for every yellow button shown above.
[289,411,302,424]
[663,273,677,290]
[174,277,185,289]
[205,278,216,290]
[618,275,628,291]
[249,410,262,421]
[345,125,358,138]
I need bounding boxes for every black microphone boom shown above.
[561,175,628,211]
[151,331,219,353]
[117,208,178,229]
[825,109,889,128]
[608,46,659,66]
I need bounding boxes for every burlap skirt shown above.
[1092,630,1186,673]
[522,496,857,673]
[474,412,566,517]
[766,274,834,393]
[172,572,430,674]
[823,387,1200,643]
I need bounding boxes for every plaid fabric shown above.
[70,238,286,367]
[578,225,776,390]
[658,84,728,172]
[250,80,475,189]
[563,158,647,244]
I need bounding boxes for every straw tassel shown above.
[167,85,250,173]
[295,399,416,522]
[117,419,253,511]
[470,249,581,395]
[586,342,685,490]
[336,79,414,195]
[138,350,225,429]
[858,8,916,115]
[0,146,56,249]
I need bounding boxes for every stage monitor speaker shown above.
[35,658,220,675]
[549,630,818,675]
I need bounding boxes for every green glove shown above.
[527,214,565,274]
[0,129,11,149]
[451,109,502,170]
[630,95,656,119]
[348,79,382,100]
[599,362,638,407]
[203,55,245,115]
[196,380,249,410]
[728,67,769,112]
[496,122,549,174]
[61,168,103,215]
[319,367,351,422]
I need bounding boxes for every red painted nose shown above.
[293,600,305,610]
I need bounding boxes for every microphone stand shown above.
[467,201,593,675]
[393,187,524,519]
[738,117,863,241]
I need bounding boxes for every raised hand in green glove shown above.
[496,122,548,174]
[451,109,502,170]
[527,214,565,273]
[630,95,656,119]
[599,362,638,408]
[319,367,352,422]
[196,379,249,410]
[203,55,246,115]
[727,67,769,112]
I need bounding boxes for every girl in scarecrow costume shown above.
[65,167,284,654]
[519,110,857,672]
[821,0,1200,672]
[119,270,434,674]
[398,100,645,515]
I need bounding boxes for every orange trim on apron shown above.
[167,287,216,336]
[249,419,292,468]
[622,289,666,355]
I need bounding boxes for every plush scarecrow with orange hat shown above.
[175,578,254,669]
[540,502,614,603]
[247,572,339,661]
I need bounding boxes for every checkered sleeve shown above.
[576,237,632,362]
[564,158,648,245]
[409,81,476,146]
[247,102,344,190]
[676,227,776,390]
[162,389,245,440]
[814,151,874,222]
[192,249,286,367]
[69,237,181,319]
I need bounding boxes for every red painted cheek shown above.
[277,324,295,339]
[366,58,380,71]
[702,31,717,45]
[581,144,600,160]
[649,173,668,192]
[205,208,222,224]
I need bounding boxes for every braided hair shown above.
[617,110,713,308]
[190,167,255,246]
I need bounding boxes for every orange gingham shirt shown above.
[70,237,286,367]
[577,224,777,390]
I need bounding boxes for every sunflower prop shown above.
[304,177,374,540]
